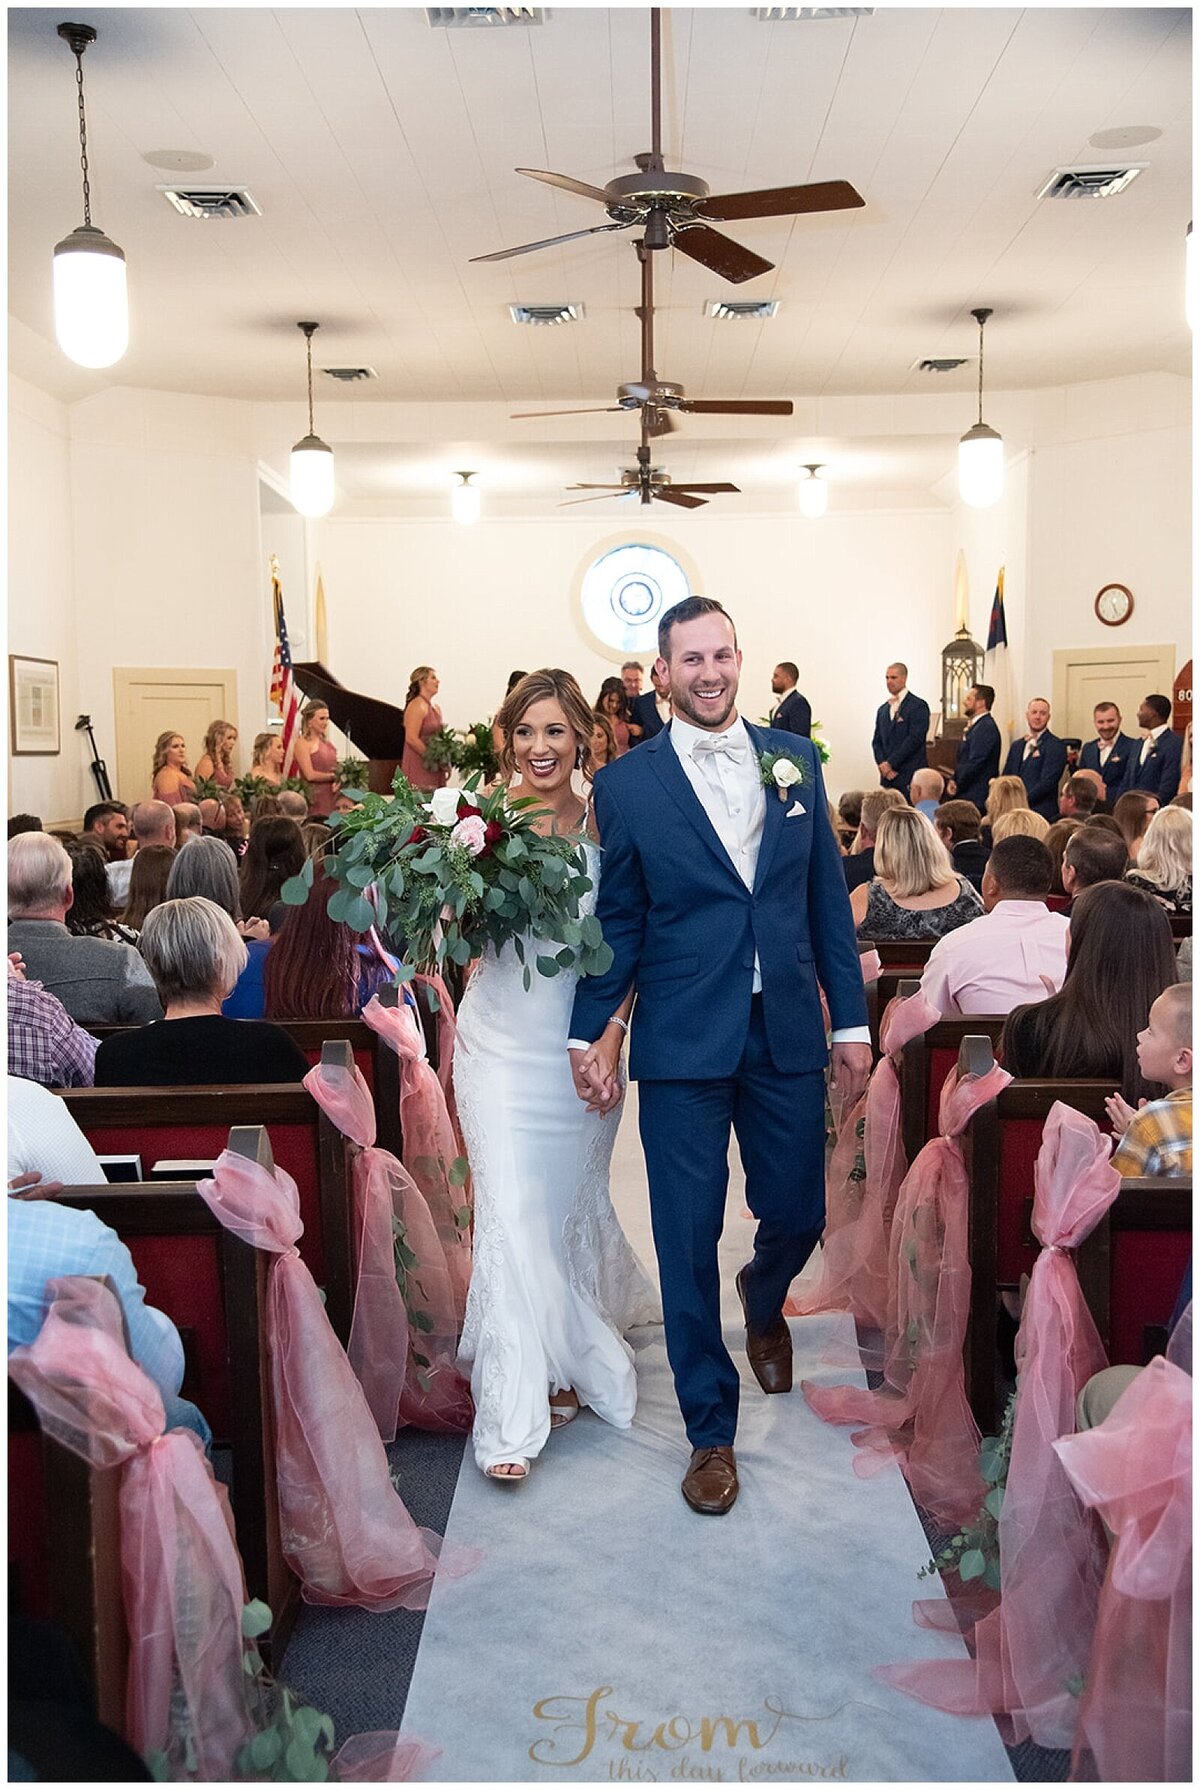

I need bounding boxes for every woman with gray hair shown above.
[166,835,271,1017]
[93,897,307,1086]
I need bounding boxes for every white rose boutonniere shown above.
[758,749,809,803]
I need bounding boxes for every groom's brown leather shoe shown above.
[681,1446,738,1515]
[736,1265,793,1394]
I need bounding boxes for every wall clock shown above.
[1094,583,1133,627]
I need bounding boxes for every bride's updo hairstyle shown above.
[495,669,596,779]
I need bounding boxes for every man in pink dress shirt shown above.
[918,835,1070,1015]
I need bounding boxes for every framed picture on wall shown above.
[9,655,60,755]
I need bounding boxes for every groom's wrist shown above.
[566,1037,592,1053]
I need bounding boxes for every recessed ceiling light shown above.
[1088,125,1162,151]
[705,299,779,320]
[142,148,214,173]
[509,302,584,326]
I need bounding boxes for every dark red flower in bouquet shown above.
[456,799,483,821]
[479,819,505,857]
[406,825,428,845]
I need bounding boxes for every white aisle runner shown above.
[400,1091,1012,1783]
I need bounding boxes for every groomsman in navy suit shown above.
[628,661,671,744]
[1120,694,1184,804]
[768,662,812,738]
[950,682,1002,811]
[871,663,930,793]
[1078,701,1139,801]
[1002,696,1068,821]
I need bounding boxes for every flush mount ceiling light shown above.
[957,307,1004,509]
[52,22,128,368]
[289,323,335,518]
[452,471,481,525]
[798,463,828,518]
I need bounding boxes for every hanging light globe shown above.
[957,307,1004,509]
[452,472,481,525]
[289,322,335,518]
[52,25,129,369]
[798,464,828,518]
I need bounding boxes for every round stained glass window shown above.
[579,543,691,655]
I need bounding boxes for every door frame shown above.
[1052,643,1177,740]
[112,667,239,801]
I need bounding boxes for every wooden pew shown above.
[859,939,936,1049]
[1072,1177,1192,1367]
[58,1047,355,1348]
[895,985,1007,1163]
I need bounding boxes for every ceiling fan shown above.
[516,238,791,440]
[558,412,739,510]
[470,7,865,284]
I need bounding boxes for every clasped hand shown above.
[569,1035,623,1115]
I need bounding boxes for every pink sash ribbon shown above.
[197,1151,478,1609]
[304,1059,472,1437]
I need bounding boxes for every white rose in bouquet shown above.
[428,786,462,827]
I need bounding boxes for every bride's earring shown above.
[576,744,586,769]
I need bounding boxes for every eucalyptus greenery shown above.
[918,1386,1015,1592]
[234,773,308,804]
[193,774,224,803]
[334,755,369,790]
[455,719,501,784]
[420,726,459,772]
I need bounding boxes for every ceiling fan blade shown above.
[516,168,614,207]
[558,491,637,507]
[669,482,742,494]
[697,178,865,222]
[471,221,627,264]
[511,407,625,420]
[564,483,632,491]
[653,487,707,509]
[676,399,794,417]
[671,225,773,284]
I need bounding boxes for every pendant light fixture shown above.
[451,471,481,525]
[957,307,1004,509]
[798,463,828,519]
[52,22,128,369]
[290,322,335,518]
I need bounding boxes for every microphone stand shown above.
[75,714,113,801]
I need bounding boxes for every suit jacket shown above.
[1120,729,1184,804]
[842,846,875,894]
[628,690,666,744]
[569,723,866,1079]
[1002,730,1069,822]
[1079,733,1139,798]
[770,689,812,739]
[953,713,1002,811]
[872,692,929,790]
[7,919,163,1026]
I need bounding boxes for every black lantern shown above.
[940,625,984,739]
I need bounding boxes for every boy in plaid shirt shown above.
[1106,983,1192,1176]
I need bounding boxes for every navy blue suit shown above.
[770,688,812,738]
[1120,730,1183,805]
[1079,733,1139,799]
[872,692,929,791]
[628,690,666,743]
[953,713,1001,812]
[570,723,866,1448]
[1002,730,1068,822]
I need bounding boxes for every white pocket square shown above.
[785,800,807,819]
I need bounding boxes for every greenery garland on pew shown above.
[918,1386,1015,1593]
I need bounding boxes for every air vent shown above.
[753,7,874,19]
[1036,164,1146,200]
[426,7,542,26]
[912,356,969,374]
[158,185,261,220]
[705,298,779,321]
[322,366,377,383]
[509,302,584,326]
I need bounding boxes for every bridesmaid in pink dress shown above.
[194,719,238,792]
[294,701,339,818]
[402,666,449,791]
[150,731,198,806]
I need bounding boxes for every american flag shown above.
[270,568,300,774]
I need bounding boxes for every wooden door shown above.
[1053,644,1177,741]
[113,668,238,803]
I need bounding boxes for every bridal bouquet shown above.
[281,772,614,992]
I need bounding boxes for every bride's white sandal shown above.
[549,1389,580,1429]
[484,1459,529,1482]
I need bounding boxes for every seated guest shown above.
[193,718,238,792]
[173,802,203,848]
[8,834,161,1025]
[1113,788,1158,865]
[842,788,906,894]
[94,898,308,1086]
[276,789,309,822]
[951,682,1001,810]
[909,767,945,819]
[836,791,864,853]
[918,835,1069,1016]
[78,801,129,864]
[850,806,983,939]
[629,662,671,744]
[239,817,306,935]
[119,844,175,936]
[8,955,97,1088]
[934,799,989,892]
[150,731,197,807]
[595,677,635,753]
[264,860,399,1019]
[1001,696,1068,822]
[1072,766,1110,811]
[222,791,249,860]
[166,836,270,1016]
[8,1078,210,1445]
[8,1070,105,1188]
[1124,805,1192,914]
[198,796,226,836]
[249,791,284,824]
[982,773,1032,844]
[8,813,42,838]
[64,842,138,945]
[1001,881,1177,1103]
[301,820,332,857]
[1061,826,1129,908]
[107,799,175,906]
[1044,817,1082,907]
[1105,984,1191,1176]
[1173,791,1193,811]
[1122,694,1183,804]
[1084,810,1125,841]
[332,792,361,815]
[991,807,1050,844]
[1058,773,1100,820]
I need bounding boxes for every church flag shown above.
[270,562,300,774]
[984,569,1013,744]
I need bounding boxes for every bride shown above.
[454,668,658,1481]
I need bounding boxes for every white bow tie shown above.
[693,735,747,762]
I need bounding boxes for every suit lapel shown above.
[645,726,746,887]
[746,722,786,893]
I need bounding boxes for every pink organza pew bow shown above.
[803,1057,1012,1526]
[879,1103,1121,1749]
[413,969,464,1130]
[8,1276,254,1779]
[362,993,472,1322]
[304,1058,472,1438]
[787,988,939,1335]
[197,1149,478,1609]
[1053,1353,1192,1783]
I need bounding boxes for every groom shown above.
[568,597,871,1514]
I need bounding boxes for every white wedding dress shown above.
[454,842,659,1472]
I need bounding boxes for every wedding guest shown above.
[836,791,864,851]
[331,792,359,814]
[492,670,527,760]
[629,661,671,744]
[293,700,339,818]
[7,834,161,1025]
[64,843,138,946]
[249,730,286,788]
[239,817,306,934]
[1073,767,1110,810]
[991,807,1051,844]
[1044,817,1082,907]
[166,836,270,1017]
[249,792,284,823]
[849,805,982,939]
[1057,773,1100,820]
[276,789,309,821]
[909,767,945,818]
[1001,881,1176,1103]
[402,666,449,791]
[621,661,644,700]
[194,719,238,791]
[595,677,635,754]
[1084,811,1126,841]
[222,791,249,860]
[919,836,1068,1016]
[934,799,989,892]
[1105,983,1191,1177]
[1113,789,1159,864]
[1178,721,1192,797]
[1124,805,1192,914]
[301,820,332,857]
[1060,827,1129,907]
[1001,696,1068,822]
[119,844,175,935]
[94,898,307,1087]
[8,814,42,838]
[842,788,906,893]
[982,773,1033,844]
[589,713,618,775]
[150,731,197,806]
[173,803,203,848]
[198,797,227,836]
[106,799,175,906]
[79,802,129,864]
[871,661,929,793]
[7,955,98,1088]
[264,860,398,1019]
